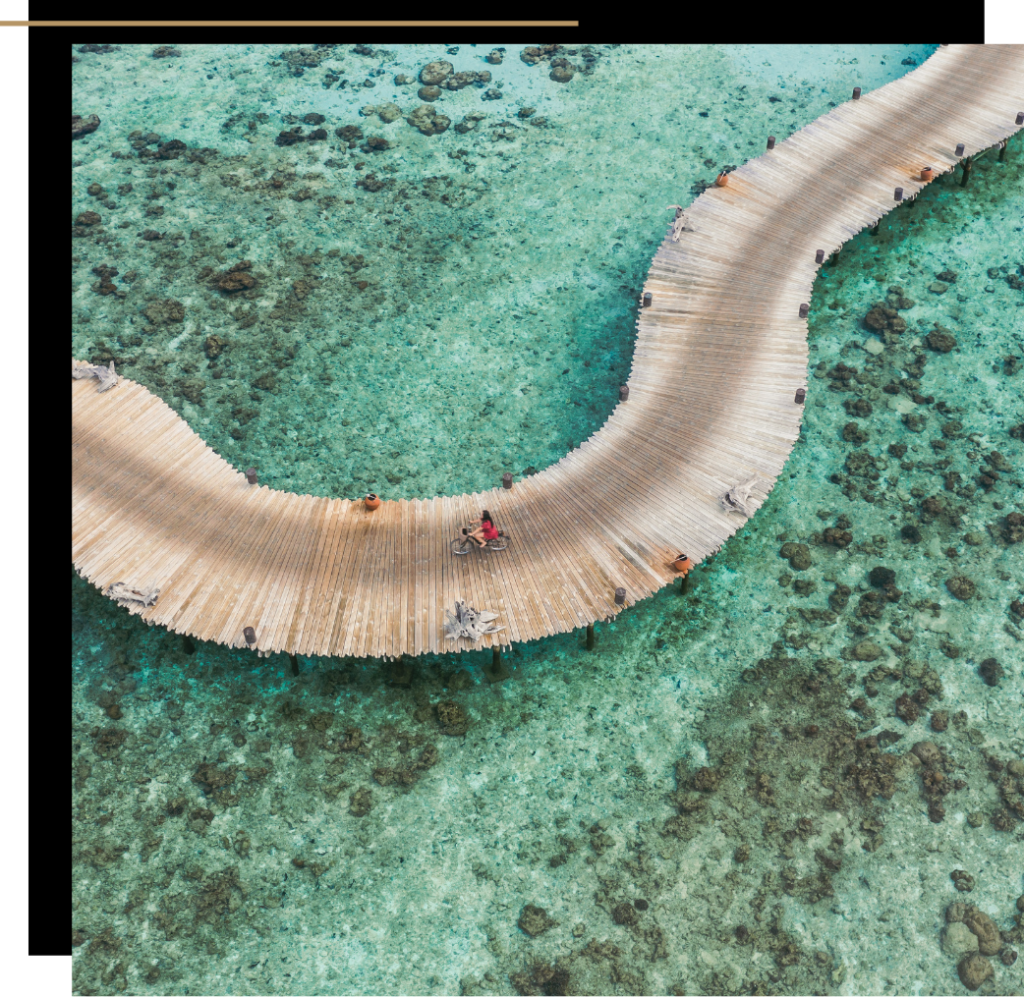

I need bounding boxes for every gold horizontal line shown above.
[7,20,580,26]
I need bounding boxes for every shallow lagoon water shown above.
[72,44,1023,996]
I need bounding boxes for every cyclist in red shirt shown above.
[468,510,499,549]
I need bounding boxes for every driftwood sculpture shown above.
[666,204,689,242]
[720,476,760,516]
[73,358,119,392]
[443,600,505,642]
[105,582,160,609]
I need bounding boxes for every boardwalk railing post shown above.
[795,388,806,404]
[815,249,824,264]
[955,143,965,158]
[245,467,257,485]
[614,587,626,606]
[766,135,775,149]
[642,291,652,307]
[798,303,809,319]
[243,626,256,647]
[586,623,595,650]
[502,472,513,489]
[619,385,629,402]
[852,87,861,99]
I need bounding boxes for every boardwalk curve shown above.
[73,45,1024,659]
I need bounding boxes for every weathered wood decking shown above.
[72,45,1024,659]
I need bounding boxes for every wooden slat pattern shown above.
[71,46,1024,658]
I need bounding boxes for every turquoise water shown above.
[72,44,1023,996]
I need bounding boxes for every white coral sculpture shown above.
[720,476,760,516]
[73,358,119,392]
[666,204,689,242]
[105,582,160,609]
[443,600,505,642]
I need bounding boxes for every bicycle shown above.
[450,526,509,555]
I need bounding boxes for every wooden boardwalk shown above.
[72,45,1024,659]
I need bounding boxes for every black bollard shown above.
[815,249,824,264]
[955,142,965,158]
[894,187,903,201]
[795,387,806,404]
[243,626,256,646]
[502,472,513,489]
[798,303,809,319]
[619,385,629,402]
[852,87,861,100]
[642,291,652,308]
[766,135,775,150]
[586,623,595,651]
[245,467,258,485]
[290,653,299,676]
[960,157,972,188]
[614,587,626,605]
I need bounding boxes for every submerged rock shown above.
[927,325,957,352]
[851,640,882,662]
[72,113,101,139]
[958,953,993,990]
[942,922,980,958]
[978,657,1003,687]
[406,105,451,135]
[419,60,453,86]
[945,576,975,601]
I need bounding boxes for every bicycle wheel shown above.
[487,537,507,551]
[451,537,471,555]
